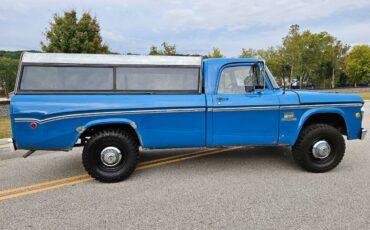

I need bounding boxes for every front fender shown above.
[281,107,348,145]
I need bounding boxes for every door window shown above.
[218,65,264,94]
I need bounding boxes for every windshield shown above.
[265,66,280,89]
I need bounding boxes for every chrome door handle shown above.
[216,97,229,103]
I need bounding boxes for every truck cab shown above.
[10,52,366,182]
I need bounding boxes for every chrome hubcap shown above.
[312,140,331,159]
[100,146,122,167]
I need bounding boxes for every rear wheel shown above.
[82,129,139,183]
[292,124,345,172]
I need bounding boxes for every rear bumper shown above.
[361,128,367,140]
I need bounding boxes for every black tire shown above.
[292,123,345,172]
[82,129,139,183]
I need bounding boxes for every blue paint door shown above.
[210,65,280,146]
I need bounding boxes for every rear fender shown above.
[73,118,144,147]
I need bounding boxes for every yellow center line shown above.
[0,174,90,195]
[0,178,94,201]
[0,147,243,201]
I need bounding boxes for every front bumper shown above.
[361,128,367,140]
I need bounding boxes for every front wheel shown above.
[292,124,345,172]
[82,130,139,183]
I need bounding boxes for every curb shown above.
[0,138,11,149]
[0,138,9,144]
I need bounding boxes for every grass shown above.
[356,92,370,100]
[0,116,12,139]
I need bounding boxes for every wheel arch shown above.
[292,108,348,145]
[75,118,144,147]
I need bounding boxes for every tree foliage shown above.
[240,47,285,83]
[41,10,109,53]
[207,48,223,58]
[0,57,19,96]
[0,51,23,59]
[149,42,177,56]
[281,25,349,88]
[344,45,370,86]
[241,25,350,88]
[240,48,259,58]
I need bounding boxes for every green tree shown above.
[149,46,161,55]
[41,10,109,53]
[240,48,258,58]
[344,45,370,86]
[281,24,302,86]
[0,57,19,97]
[240,25,349,88]
[207,47,223,58]
[149,42,177,56]
[281,25,348,88]
[162,42,176,56]
[240,47,286,83]
[0,51,23,59]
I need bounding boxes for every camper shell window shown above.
[20,66,114,91]
[18,65,201,94]
[116,67,199,91]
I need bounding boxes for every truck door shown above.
[210,64,279,146]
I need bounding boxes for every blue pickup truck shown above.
[9,52,366,182]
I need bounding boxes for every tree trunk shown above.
[290,65,293,89]
[331,67,335,89]
[299,72,304,89]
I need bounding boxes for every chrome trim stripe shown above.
[210,106,279,112]
[280,103,363,110]
[210,103,362,112]
[14,108,206,124]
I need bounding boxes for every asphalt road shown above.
[0,103,369,229]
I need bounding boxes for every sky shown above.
[0,0,370,57]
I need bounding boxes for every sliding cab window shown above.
[20,66,114,91]
[116,67,200,92]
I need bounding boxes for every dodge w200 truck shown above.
[9,52,367,182]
